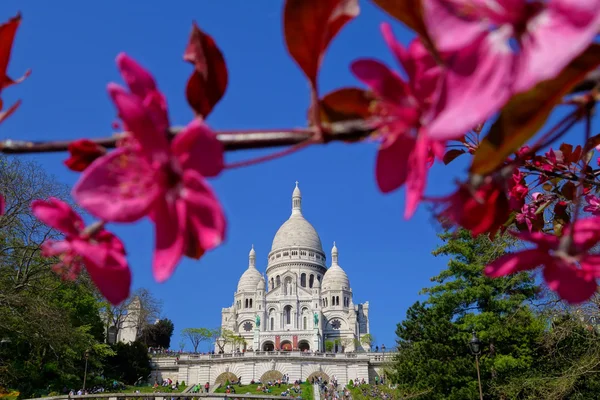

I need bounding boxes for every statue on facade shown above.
[313,312,319,326]
[255,314,261,327]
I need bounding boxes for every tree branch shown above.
[0,119,378,154]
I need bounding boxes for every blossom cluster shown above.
[1,0,600,304]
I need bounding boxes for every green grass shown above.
[215,383,313,399]
[109,385,187,394]
[347,384,411,400]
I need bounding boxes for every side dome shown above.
[238,245,263,292]
[322,265,350,290]
[238,268,263,292]
[270,182,323,252]
[257,276,266,291]
[322,242,350,290]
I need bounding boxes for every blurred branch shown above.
[0,118,378,154]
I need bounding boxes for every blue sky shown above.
[1,1,496,351]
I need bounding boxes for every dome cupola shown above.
[270,182,324,254]
[322,242,350,291]
[237,245,263,292]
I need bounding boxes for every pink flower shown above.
[424,0,600,140]
[351,24,452,218]
[508,170,528,210]
[32,198,131,305]
[515,203,537,232]
[484,218,600,303]
[584,194,600,216]
[72,54,226,282]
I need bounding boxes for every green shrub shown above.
[181,381,185,387]
[348,380,354,387]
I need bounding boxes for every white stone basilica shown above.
[218,183,370,353]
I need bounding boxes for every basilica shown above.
[218,183,370,353]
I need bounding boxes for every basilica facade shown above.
[218,183,370,353]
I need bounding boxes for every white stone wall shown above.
[150,352,391,387]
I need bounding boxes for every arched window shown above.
[270,278,274,290]
[276,275,281,287]
[317,275,321,282]
[336,296,340,306]
[284,305,292,325]
[270,317,274,331]
[250,299,253,308]
[303,316,307,330]
[301,273,306,287]
[331,296,335,306]
[309,274,314,288]
[245,299,248,308]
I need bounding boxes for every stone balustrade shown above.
[25,393,290,400]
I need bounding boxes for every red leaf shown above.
[443,149,466,165]
[284,0,359,89]
[0,14,30,94]
[64,139,106,172]
[309,87,373,125]
[184,22,228,118]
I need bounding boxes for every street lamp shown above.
[468,331,483,400]
[381,344,386,360]
[83,350,90,392]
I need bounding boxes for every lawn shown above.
[347,384,417,400]
[215,383,313,399]
[113,385,188,394]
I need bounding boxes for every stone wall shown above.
[150,352,392,387]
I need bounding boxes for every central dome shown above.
[270,182,323,253]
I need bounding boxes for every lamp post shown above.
[83,350,90,392]
[381,344,386,360]
[468,331,484,400]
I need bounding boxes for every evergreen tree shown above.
[391,230,544,399]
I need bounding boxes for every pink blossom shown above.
[485,218,600,303]
[584,194,600,216]
[72,54,226,282]
[516,203,537,232]
[508,170,528,210]
[32,198,131,305]
[424,0,600,140]
[351,24,452,218]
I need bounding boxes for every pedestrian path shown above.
[313,383,321,400]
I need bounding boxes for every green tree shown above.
[391,230,544,400]
[0,157,112,396]
[181,327,215,353]
[104,341,151,385]
[142,318,174,349]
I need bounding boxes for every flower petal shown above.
[484,248,547,277]
[72,148,160,223]
[514,0,600,93]
[171,119,224,178]
[423,0,487,53]
[116,53,157,99]
[404,134,430,219]
[543,260,598,304]
[428,30,514,140]
[182,170,227,251]
[351,59,414,106]
[31,198,84,236]
[569,217,600,252]
[71,238,131,305]
[375,134,416,193]
[152,197,186,283]
[107,83,169,162]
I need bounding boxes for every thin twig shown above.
[0,118,379,155]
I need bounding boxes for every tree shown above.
[141,318,174,349]
[181,327,214,353]
[104,341,151,385]
[391,230,544,400]
[360,334,374,350]
[325,340,334,352]
[0,157,112,396]
[101,288,163,344]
